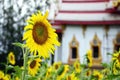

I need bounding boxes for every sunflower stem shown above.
[22,48,29,80]
[5,58,8,74]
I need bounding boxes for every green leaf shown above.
[14,66,23,78]
[81,64,86,68]
[27,75,38,80]
[12,42,25,48]
[101,63,108,68]
[107,74,120,79]
[7,65,14,70]
[57,65,64,75]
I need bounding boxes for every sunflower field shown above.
[1,11,120,80]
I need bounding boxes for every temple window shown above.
[93,46,99,58]
[90,34,102,66]
[113,32,120,52]
[68,35,79,64]
[72,47,77,59]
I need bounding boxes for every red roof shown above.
[62,0,109,3]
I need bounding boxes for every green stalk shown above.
[5,58,8,74]
[22,48,29,80]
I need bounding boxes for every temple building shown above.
[48,0,120,67]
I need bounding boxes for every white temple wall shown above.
[61,25,120,64]
[61,2,107,11]
[62,25,83,63]
[104,26,120,62]
[84,26,104,64]
[54,45,62,62]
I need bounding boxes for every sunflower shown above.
[112,1,118,7]
[113,67,118,75]
[0,71,4,79]
[15,77,19,80]
[66,73,78,80]
[23,11,60,58]
[0,71,9,80]
[57,65,69,80]
[8,52,15,65]
[73,60,81,73]
[86,50,92,67]
[28,58,41,76]
[92,70,103,80]
[112,51,120,68]
[45,66,52,79]
[85,69,91,77]
[112,62,119,75]
[53,62,62,71]
[101,68,109,76]
[6,74,11,79]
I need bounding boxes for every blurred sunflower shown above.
[73,60,81,73]
[101,68,109,76]
[113,67,118,75]
[112,1,119,7]
[45,66,52,79]
[28,58,41,76]
[53,62,62,71]
[8,52,15,65]
[112,62,118,75]
[112,51,120,68]
[85,69,91,77]
[15,77,19,80]
[66,73,78,80]
[23,11,60,58]
[86,50,92,67]
[0,70,9,80]
[6,74,11,79]
[92,70,103,80]
[57,65,69,80]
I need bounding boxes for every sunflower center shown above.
[76,64,79,69]
[68,75,71,80]
[95,75,99,79]
[36,27,44,36]
[47,71,50,75]
[32,22,48,45]
[10,55,13,61]
[0,78,3,80]
[55,64,59,70]
[86,71,90,76]
[30,60,36,69]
